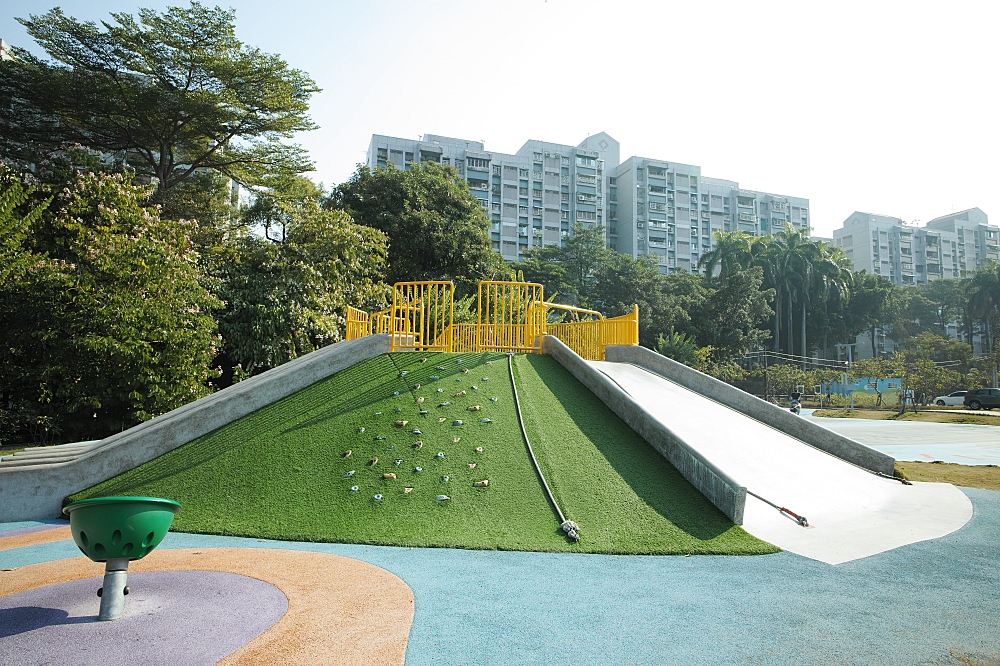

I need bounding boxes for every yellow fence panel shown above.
[345,306,371,340]
[477,281,545,352]
[390,282,454,352]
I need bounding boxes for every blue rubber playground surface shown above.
[3,488,999,666]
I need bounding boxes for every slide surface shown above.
[592,361,973,564]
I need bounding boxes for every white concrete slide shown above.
[591,355,973,565]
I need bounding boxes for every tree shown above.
[329,162,509,296]
[844,271,901,356]
[0,169,51,285]
[0,171,221,445]
[695,266,774,360]
[698,230,752,282]
[1,2,318,197]
[215,202,390,383]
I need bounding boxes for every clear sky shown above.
[3,0,998,237]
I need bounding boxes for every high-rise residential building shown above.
[832,208,998,285]
[365,131,808,272]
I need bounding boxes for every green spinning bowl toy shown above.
[62,496,181,620]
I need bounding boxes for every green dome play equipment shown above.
[63,496,181,621]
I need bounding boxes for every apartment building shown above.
[832,208,998,285]
[366,131,809,271]
[366,132,618,263]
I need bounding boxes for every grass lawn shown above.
[896,461,1000,491]
[70,352,776,555]
[812,409,1000,426]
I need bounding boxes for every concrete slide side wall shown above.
[0,335,391,522]
[542,336,746,524]
[604,345,895,476]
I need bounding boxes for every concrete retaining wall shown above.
[542,336,747,524]
[604,345,896,476]
[0,335,391,522]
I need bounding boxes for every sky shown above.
[3,0,999,238]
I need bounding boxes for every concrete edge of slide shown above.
[0,335,392,522]
[605,345,896,476]
[542,336,746,524]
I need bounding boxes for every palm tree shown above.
[811,244,853,358]
[698,230,752,283]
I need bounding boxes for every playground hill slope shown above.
[71,352,777,555]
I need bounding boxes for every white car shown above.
[932,391,967,406]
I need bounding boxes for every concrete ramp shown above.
[594,361,973,564]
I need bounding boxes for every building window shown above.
[377,147,388,160]
[467,158,490,170]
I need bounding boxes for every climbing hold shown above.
[468,463,476,469]
[416,397,425,403]
[473,480,489,488]
[463,368,469,374]
[395,420,408,427]
[436,452,445,458]
[438,417,446,423]
[395,407,402,413]
[436,366,445,370]
[411,429,422,434]
[374,412,382,416]
[442,475,450,482]
[344,470,355,477]
[453,420,463,426]
[486,361,493,365]
[439,401,451,407]
[393,391,400,396]
[413,441,423,449]
[471,385,479,390]
[475,447,483,453]
[388,445,394,450]
[436,495,450,501]
[358,427,365,433]
[430,375,440,380]
[490,397,498,402]
[394,459,403,466]
[420,358,427,363]
[453,437,461,443]
[482,378,488,381]
[455,390,467,397]
[383,473,397,479]
[420,410,428,416]
[480,418,493,423]
[456,359,463,363]
[399,370,408,377]
[368,457,378,466]
[415,466,423,472]
[375,436,385,441]
[437,388,444,393]
[404,487,413,493]
[350,486,359,492]
[343,450,352,458]
[414,384,421,390]
[468,405,481,411]
[373,494,383,501]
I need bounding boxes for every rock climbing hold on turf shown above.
[383,473,397,479]
[358,427,365,433]
[442,475,450,482]
[473,480,489,487]
[375,436,386,441]
[415,466,423,472]
[468,463,476,469]
[438,401,451,407]
[393,391,400,396]
[456,358,462,363]
[436,452,445,458]
[462,368,469,374]
[420,358,427,363]
[471,385,478,390]
[350,486,359,492]
[416,397,425,403]
[468,405,481,411]
[481,378,488,381]
[344,470,355,477]
[486,361,493,365]
[436,495,450,501]
[394,460,403,466]
[395,407,402,413]
[453,420,463,426]
[475,447,484,453]
[399,370,408,377]
[411,429,422,434]
[388,445,394,450]
[436,366,445,371]
[490,397,498,402]
[373,494,383,501]
[455,390,466,397]
[343,450,352,458]
[430,375,440,380]
[368,457,378,466]
[480,418,493,423]
[438,417,446,423]
[413,441,423,449]
[395,420,408,427]
[404,487,413,493]
[453,437,461,443]
[414,384,421,390]
[420,410,428,416]
[455,379,462,382]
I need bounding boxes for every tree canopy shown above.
[0,2,319,196]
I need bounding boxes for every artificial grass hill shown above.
[70,351,777,555]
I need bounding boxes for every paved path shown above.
[804,410,1000,464]
[591,362,972,564]
[2,488,998,666]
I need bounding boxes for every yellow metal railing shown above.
[344,282,638,360]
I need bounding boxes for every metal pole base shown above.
[98,558,129,621]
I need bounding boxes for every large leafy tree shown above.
[0,2,319,197]
[0,171,221,445]
[329,162,508,296]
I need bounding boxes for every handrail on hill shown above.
[346,280,638,360]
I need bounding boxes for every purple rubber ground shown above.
[0,570,287,666]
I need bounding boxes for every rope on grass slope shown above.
[507,353,579,542]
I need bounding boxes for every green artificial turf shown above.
[71,352,777,555]
[513,355,779,555]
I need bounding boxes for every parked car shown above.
[932,391,967,406]
[964,388,1000,410]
